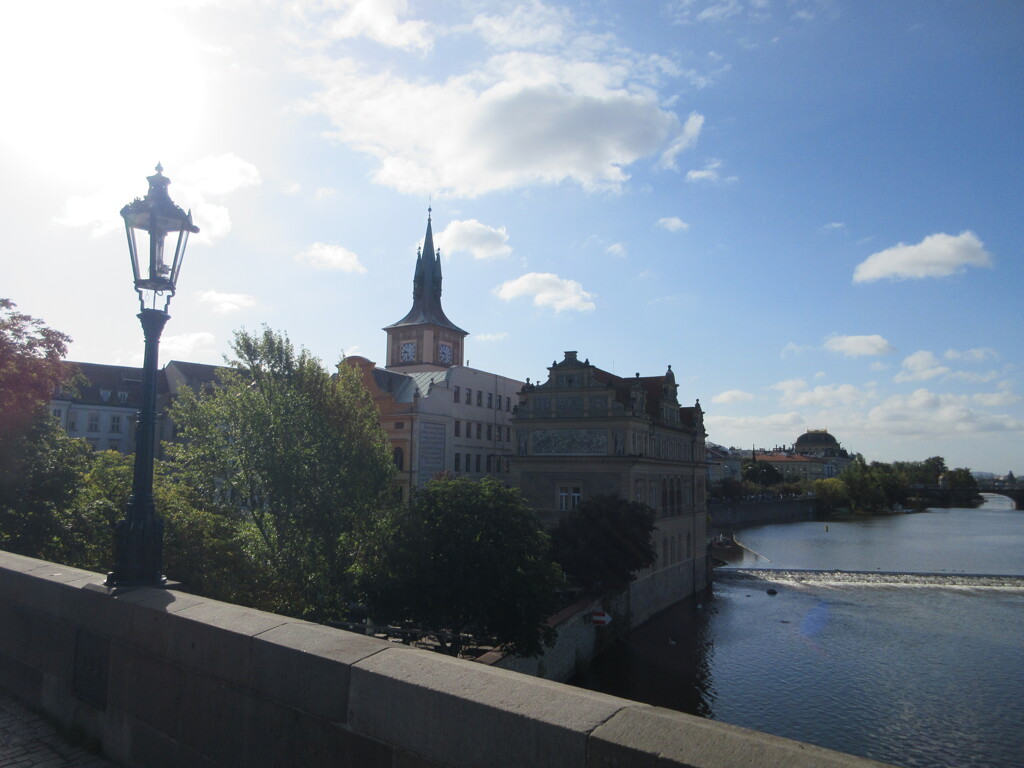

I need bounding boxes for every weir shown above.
[0,549,893,768]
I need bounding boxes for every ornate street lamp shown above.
[106,164,199,587]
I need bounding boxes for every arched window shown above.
[393,447,404,471]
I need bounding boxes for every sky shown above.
[2,0,1022,475]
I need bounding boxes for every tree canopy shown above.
[167,327,395,621]
[357,476,563,658]
[550,494,657,592]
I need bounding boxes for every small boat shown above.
[711,534,741,553]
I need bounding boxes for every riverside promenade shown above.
[0,690,114,767]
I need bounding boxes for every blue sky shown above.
[2,0,1021,474]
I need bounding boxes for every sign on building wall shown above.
[417,421,446,485]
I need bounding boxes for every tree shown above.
[358,476,563,658]
[813,478,849,511]
[167,327,395,621]
[550,494,657,592]
[742,459,783,487]
[839,455,888,513]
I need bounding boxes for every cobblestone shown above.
[0,692,115,768]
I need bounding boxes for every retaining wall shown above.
[709,498,818,532]
[0,550,891,768]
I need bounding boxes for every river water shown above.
[572,494,1024,768]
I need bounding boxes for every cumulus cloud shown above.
[436,219,512,259]
[314,187,336,199]
[54,153,260,241]
[295,243,367,273]
[321,0,432,52]
[656,216,689,232]
[824,334,894,357]
[818,222,847,234]
[894,351,950,383]
[475,332,509,342]
[781,342,809,358]
[494,272,595,312]
[161,331,217,360]
[606,242,627,257]
[972,391,1021,407]
[853,231,992,283]
[772,378,876,409]
[470,1,569,49]
[864,388,1021,436]
[197,290,257,315]
[711,389,753,404]
[297,41,699,197]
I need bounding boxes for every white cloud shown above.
[322,0,432,52]
[657,112,704,170]
[494,272,595,312]
[297,43,697,197]
[945,347,998,362]
[853,231,992,283]
[685,158,736,184]
[284,182,302,195]
[471,1,570,49]
[55,154,261,242]
[772,378,876,409]
[314,187,336,199]
[894,350,950,382]
[198,290,257,315]
[436,219,512,259]
[475,332,509,342]
[780,342,808,358]
[656,216,689,232]
[712,389,754,404]
[864,388,1021,437]
[972,391,1021,407]
[295,243,367,273]
[819,222,847,234]
[161,331,217,360]
[606,242,627,257]
[824,334,894,357]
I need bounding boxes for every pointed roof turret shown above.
[384,209,467,334]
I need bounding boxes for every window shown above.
[453,386,460,403]
[495,426,502,442]
[100,389,111,402]
[87,412,100,432]
[487,393,493,409]
[486,455,492,473]
[455,454,461,471]
[507,398,511,412]
[495,395,502,411]
[454,420,461,437]
[110,415,122,433]
[465,388,472,404]
[393,447,404,471]
[486,424,492,441]
[395,421,405,429]
[118,391,128,404]
[67,413,77,431]
[475,454,481,472]
[52,408,62,421]
[476,423,482,439]
[476,390,482,406]
[465,453,471,471]
[506,429,511,443]
[558,486,582,512]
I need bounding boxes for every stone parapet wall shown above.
[0,550,891,768]
[709,498,818,531]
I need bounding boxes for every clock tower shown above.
[384,210,468,370]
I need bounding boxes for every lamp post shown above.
[106,164,199,587]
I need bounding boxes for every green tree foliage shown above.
[550,494,657,592]
[741,459,784,487]
[358,476,563,658]
[838,455,889,513]
[167,327,394,621]
[812,478,849,511]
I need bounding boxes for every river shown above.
[571,494,1024,768]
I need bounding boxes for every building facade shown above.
[510,351,709,621]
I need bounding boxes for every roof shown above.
[384,212,468,335]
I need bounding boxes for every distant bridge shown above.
[978,486,1024,509]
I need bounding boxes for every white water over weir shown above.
[720,568,1024,589]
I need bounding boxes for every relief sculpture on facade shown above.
[533,428,608,455]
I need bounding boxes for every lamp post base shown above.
[105,515,167,588]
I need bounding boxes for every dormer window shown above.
[118,391,128,404]
[100,389,111,402]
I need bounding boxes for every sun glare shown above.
[0,2,207,179]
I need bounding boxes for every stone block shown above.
[177,673,251,766]
[0,561,94,616]
[60,580,137,640]
[349,647,636,768]
[106,644,183,732]
[250,621,392,723]
[587,706,895,768]
[165,599,288,686]
[125,589,207,658]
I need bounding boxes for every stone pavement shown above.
[0,691,115,768]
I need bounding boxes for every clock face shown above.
[400,342,416,362]
[438,343,453,364]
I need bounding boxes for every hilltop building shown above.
[510,351,709,622]
[344,211,522,502]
